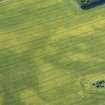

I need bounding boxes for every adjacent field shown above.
[0,0,105,105]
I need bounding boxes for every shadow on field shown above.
[80,0,105,9]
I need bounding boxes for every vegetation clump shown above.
[92,80,105,88]
[77,0,105,9]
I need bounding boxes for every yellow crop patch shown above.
[52,23,94,43]
[93,16,105,28]
[52,27,69,42]
[19,89,48,105]
[63,52,104,62]
[70,24,94,36]
[0,30,28,54]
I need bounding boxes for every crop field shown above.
[1,0,105,105]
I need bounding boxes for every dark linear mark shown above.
[77,0,105,9]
